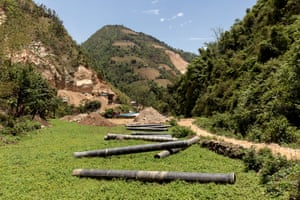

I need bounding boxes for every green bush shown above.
[79,100,101,113]
[0,118,41,136]
[261,116,297,144]
[104,108,114,118]
[171,126,195,138]
[169,118,177,126]
[243,148,278,172]
[265,163,300,199]
[260,155,289,184]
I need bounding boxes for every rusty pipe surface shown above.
[74,136,200,158]
[72,169,236,184]
[104,133,177,142]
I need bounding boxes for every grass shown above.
[0,120,278,199]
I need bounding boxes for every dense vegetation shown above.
[82,25,195,112]
[171,0,300,145]
[0,120,286,199]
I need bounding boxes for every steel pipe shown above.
[154,148,183,159]
[104,133,177,142]
[74,136,200,158]
[131,132,172,137]
[126,127,168,131]
[126,124,171,128]
[72,169,236,184]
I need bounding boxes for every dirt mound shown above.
[61,112,115,127]
[134,107,168,124]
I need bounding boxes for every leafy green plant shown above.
[103,108,114,118]
[170,126,195,138]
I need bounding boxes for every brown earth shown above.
[135,67,160,80]
[133,107,168,124]
[121,28,138,35]
[178,118,300,160]
[154,79,171,87]
[57,89,119,113]
[112,41,137,47]
[164,50,188,74]
[61,112,115,127]
[152,44,189,74]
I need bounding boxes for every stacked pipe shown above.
[125,123,170,131]
[104,133,178,142]
[74,136,200,158]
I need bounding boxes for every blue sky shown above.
[33,0,257,54]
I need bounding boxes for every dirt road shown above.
[178,118,300,160]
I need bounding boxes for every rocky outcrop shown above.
[10,42,110,91]
[10,41,115,104]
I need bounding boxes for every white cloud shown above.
[168,12,184,21]
[142,9,160,15]
[160,18,165,22]
[151,0,159,4]
[177,12,184,17]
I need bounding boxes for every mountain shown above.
[172,0,300,144]
[82,25,196,109]
[0,0,114,110]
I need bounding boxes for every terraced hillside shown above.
[82,25,196,109]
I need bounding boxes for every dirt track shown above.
[178,118,300,160]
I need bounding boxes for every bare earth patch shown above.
[121,28,138,35]
[135,67,160,80]
[154,79,171,87]
[57,89,119,112]
[112,41,137,47]
[165,50,188,74]
[61,112,116,127]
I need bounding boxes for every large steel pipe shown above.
[104,133,177,142]
[72,169,236,184]
[131,132,172,137]
[126,127,168,131]
[74,136,200,158]
[126,124,171,128]
[154,148,183,159]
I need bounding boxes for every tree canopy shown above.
[171,0,300,144]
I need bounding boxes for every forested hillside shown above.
[172,0,300,145]
[82,25,195,111]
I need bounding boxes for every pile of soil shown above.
[61,112,115,127]
[134,107,168,124]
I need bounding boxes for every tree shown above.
[1,63,58,119]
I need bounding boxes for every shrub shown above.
[80,100,101,113]
[169,118,177,126]
[171,126,195,138]
[261,116,297,144]
[0,118,41,136]
[104,108,114,118]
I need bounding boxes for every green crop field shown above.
[0,120,278,199]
